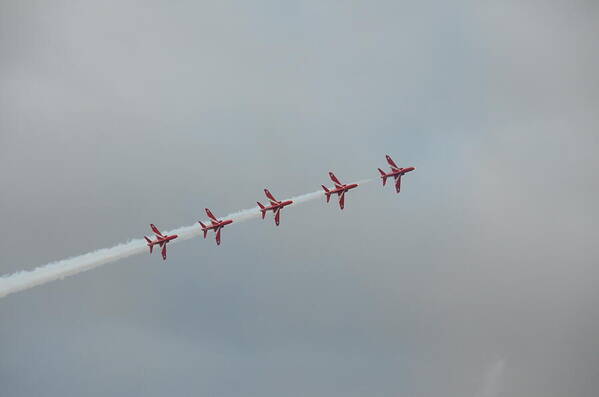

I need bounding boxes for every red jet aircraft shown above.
[377,155,415,193]
[144,224,178,260]
[321,172,359,210]
[257,189,293,226]
[199,208,234,245]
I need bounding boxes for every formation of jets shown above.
[145,155,415,259]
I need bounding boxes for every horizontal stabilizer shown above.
[257,202,266,218]
[144,236,153,254]
[378,168,387,186]
[322,185,331,202]
[198,221,208,238]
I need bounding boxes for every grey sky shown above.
[1,1,598,396]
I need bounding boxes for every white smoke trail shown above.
[0,181,370,299]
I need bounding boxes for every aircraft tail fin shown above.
[321,185,331,202]
[144,236,153,253]
[257,202,266,219]
[378,168,388,186]
[198,221,208,238]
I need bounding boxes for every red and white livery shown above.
[377,155,415,193]
[257,189,293,226]
[199,208,234,245]
[321,172,359,210]
[144,224,178,260]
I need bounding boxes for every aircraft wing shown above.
[386,155,400,171]
[150,224,165,237]
[274,207,281,226]
[205,208,218,222]
[395,175,402,193]
[339,190,345,210]
[215,226,222,245]
[264,189,279,204]
[161,244,167,260]
[329,172,343,187]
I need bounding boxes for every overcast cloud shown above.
[1,1,598,396]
